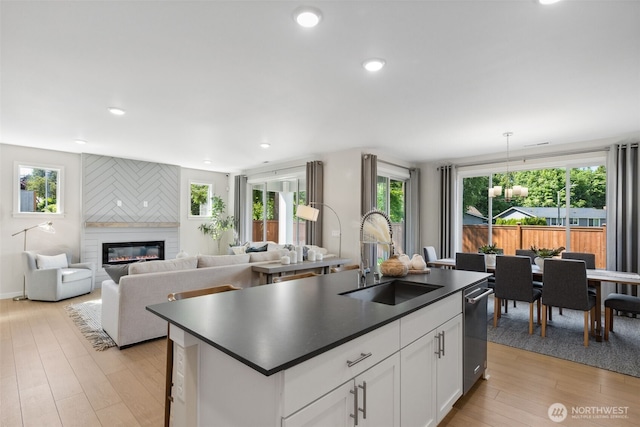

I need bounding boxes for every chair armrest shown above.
[31,268,63,282]
[70,262,94,271]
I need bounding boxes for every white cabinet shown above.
[400,293,463,427]
[284,353,400,427]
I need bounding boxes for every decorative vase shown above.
[410,254,427,270]
[398,254,411,266]
[534,256,545,271]
[380,254,409,277]
[485,254,496,268]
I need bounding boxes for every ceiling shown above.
[2,0,639,173]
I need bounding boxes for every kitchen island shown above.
[147,268,490,427]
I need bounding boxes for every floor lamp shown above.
[297,202,342,257]
[11,221,55,301]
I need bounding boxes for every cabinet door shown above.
[283,381,354,427]
[436,313,463,423]
[400,330,437,427]
[359,353,400,427]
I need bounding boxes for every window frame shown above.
[14,161,64,216]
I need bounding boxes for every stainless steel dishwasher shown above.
[463,282,493,394]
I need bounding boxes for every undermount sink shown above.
[340,280,442,306]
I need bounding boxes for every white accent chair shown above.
[23,247,95,301]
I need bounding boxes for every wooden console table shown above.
[252,257,352,284]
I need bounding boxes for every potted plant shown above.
[479,243,500,268]
[530,245,565,270]
[198,195,235,254]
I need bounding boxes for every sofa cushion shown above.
[61,268,93,283]
[198,254,251,268]
[36,253,68,269]
[129,257,198,275]
[249,250,288,263]
[103,263,130,284]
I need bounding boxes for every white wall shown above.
[0,144,83,299]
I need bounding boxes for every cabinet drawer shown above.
[282,320,400,417]
[400,292,461,348]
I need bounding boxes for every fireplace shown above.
[102,241,165,265]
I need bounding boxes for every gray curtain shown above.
[438,165,455,259]
[404,168,420,257]
[607,143,639,301]
[361,154,378,267]
[305,161,323,247]
[234,175,249,243]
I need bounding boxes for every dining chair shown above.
[494,255,542,334]
[165,284,241,427]
[604,293,640,340]
[559,252,597,315]
[456,252,501,310]
[515,249,537,264]
[423,246,438,263]
[272,271,319,283]
[541,259,596,346]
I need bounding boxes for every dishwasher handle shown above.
[466,288,493,304]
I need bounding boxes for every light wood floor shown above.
[1,291,639,427]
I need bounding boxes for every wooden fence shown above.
[463,224,607,268]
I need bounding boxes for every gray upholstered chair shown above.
[455,252,486,273]
[561,252,596,268]
[604,293,640,341]
[515,249,537,264]
[423,246,438,263]
[23,247,95,301]
[541,258,596,346]
[494,255,542,334]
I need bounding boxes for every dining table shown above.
[427,257,640,342]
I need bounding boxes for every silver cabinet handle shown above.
[434,332,441,358]
[441,330,446,357]
[358,381,367,419]
[350,386,359,425]
[347,352,372,367]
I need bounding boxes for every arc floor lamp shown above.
[296,202,342,257]
[11,221,55,301]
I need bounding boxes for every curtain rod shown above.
[453,146,610,169]
[378,158,412,171]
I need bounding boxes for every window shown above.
[459,160,607,266]
[377,172,407,260]
[189,182,213,217]
[250,174,305,245]
[17,164,62,214]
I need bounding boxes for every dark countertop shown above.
[146,269,490,376]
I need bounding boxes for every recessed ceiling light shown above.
[539,0,561,4]
[75,139,87,145]
[108,107,126,116]
[293,7,322,28]
[203,159,212,165]
[260,143,271,149]
[363,58,386,72]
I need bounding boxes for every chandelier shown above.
[488,132,528,202]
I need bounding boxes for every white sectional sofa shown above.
[101,250,288,348]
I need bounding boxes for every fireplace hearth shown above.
[103,241,165,265]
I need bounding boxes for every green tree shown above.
[21,168,58,212]
[190,184,209,215]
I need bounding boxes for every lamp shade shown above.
[296,205,319,221]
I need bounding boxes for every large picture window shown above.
[17,164,62,214]
[460,161,607,267]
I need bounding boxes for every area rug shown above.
[487,296,640,378]
[65,299,116,351]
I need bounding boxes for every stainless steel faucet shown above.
[358,261,370,287]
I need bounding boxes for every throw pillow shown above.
[230,245,247,255]
[36,253,68,269]
[103,264,130,284]
[246,244,268,253]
